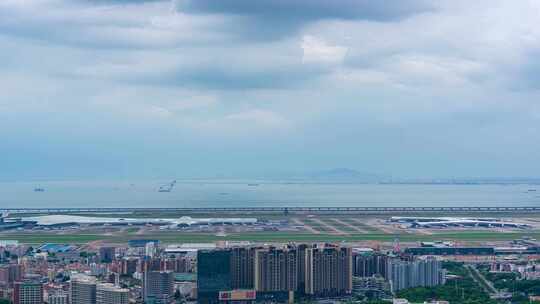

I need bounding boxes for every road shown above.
[466,264,508,299]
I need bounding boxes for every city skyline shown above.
[1,1,540,180]
[2,2,540,302]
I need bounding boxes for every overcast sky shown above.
[1,0,540,180]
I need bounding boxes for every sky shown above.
[1,0,540,180]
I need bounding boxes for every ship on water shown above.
[158,180,176,192]
[34,187,45,192]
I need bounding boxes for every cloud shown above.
[67,38,330,90]
[89,86,218,119]
[175,0,434,40]
[301,35,348,65]
[177,0,433,22]
[0,0,229,48]
[2,0,540,179]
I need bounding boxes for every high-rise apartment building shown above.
[13,281,43,304]
[296,244,308,295]
[231,247,255,289]
[98,247,115,263]
[254,247,298,293]
[120,258,138,276]
[387,257,446,292]
[196,244,354,302]
[353,253,390,278]
[305,245,352,297]
[96,283,129,304]
[416,257,443,288]
[173,256,194,273]
[158,256,195,273]
[70,275,97,304]
[140,257,161,273]
[197,250,232,304]
[0,264,23,286]
[145,242,157,258]
[143,271,174,304]
[387,260,410,292]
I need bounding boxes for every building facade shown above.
[96,283,129,304]
[305,246,352,297]
[197,250,232,304]
[120,258,138,276]
[0,264,23,286]
[143,271,174,304]
[231,247,255,290]
[353,253,390,278]
[70,275,97,304]
[47,291,68,304]
[98,247,115,263]
[387,257,446,293]
[254,247,298,293]
[13,281,43,304]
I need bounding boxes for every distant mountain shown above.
[306,168,386,182]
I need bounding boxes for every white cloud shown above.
[389,54,488,87]
[2,0,540,178]
[301,35,348,65]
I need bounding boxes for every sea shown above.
[1,180,539,209]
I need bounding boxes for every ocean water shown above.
[0,180,539,208]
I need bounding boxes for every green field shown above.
[2,231,540,244]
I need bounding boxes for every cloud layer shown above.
[1,0,540,179]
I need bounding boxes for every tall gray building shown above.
[96,283,129,304]
[353,253,390,278]
[231,247,255,290]
[254,246,298,293]
[197,244,354,302]
[387,256,446,293]
[305,245,352,297]
[143,271,174,304]
[70,275,97,304]
[98,247,115,263]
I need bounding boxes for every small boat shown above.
[158,187,171,193]
[247,183,260,186]
[158,180,176,192]
[34,188,45,192]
